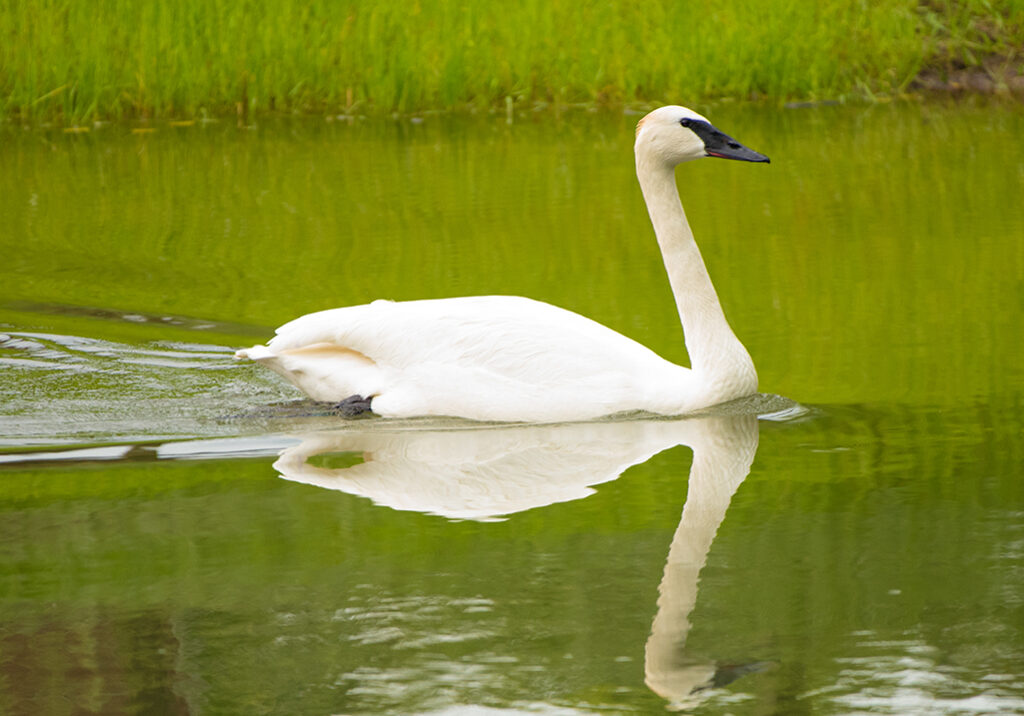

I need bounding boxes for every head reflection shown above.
[274,412,765,707]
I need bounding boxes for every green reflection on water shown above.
[3,103,1023,416]
[1,102,1023,714]
[1,406,1022,714]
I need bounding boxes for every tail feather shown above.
[235,345,274,361]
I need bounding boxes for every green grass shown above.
[2,0,1023,123]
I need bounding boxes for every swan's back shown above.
[272,295,662,370]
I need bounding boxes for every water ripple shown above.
[0,330,291,447]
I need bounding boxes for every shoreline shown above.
[3,59,1022,129]
[911,59,1024,96]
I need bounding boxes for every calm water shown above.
[1,102,1023,715]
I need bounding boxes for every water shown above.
[1,102,1023,714]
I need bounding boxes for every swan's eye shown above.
[679,118,692,128]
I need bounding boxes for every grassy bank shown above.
[2,0,1022,123]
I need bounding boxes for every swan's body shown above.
[236,106,769,422]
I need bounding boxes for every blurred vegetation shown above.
[1,0,1022,123]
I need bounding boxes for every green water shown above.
[1,102,1023,714]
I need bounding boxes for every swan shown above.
[235,105,769,422]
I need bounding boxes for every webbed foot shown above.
[334,394,374,417]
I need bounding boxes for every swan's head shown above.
[635,105,769,167]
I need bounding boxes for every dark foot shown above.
[334,394,374,417]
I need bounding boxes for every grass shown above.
[2,0,1023,123]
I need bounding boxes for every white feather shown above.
[236,106,768,422]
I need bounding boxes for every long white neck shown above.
[636,150,757,402]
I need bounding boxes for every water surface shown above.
[1,102,1023,714]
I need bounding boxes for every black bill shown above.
[686,119,770,163]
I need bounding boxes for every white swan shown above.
[236,106,769,422]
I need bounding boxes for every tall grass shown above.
[2,0,1022,122]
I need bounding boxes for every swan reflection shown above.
[642,414,764,710]
[274,411,765,707]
